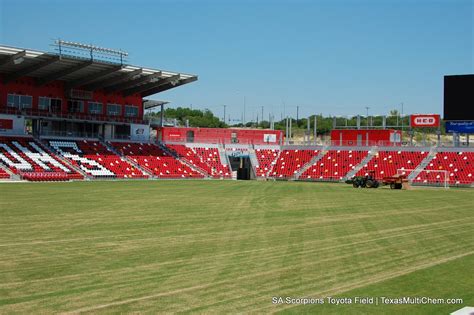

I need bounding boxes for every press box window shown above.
[107,104,121,116]
[88,102,103,114]
[38,97,50,110]
[125,105,138,117]
[7,94,32,109]
[67,100,84,113]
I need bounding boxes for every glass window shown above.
[20,95,32,109]
[67,100,84,113]
[38,97,50,110]
[7,94,20,108]
[107,104,121,116]
[50,99,62,112]
[88,102,103,114]
[125,105,138,117]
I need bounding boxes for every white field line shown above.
[258,250,474,313]
[0,208,470,247]
[3,223,471,291]
[62,250,474,314]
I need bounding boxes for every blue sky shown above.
[0,0,472,122]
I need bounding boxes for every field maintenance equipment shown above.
[345,170,380,188]
[382,174,408,189]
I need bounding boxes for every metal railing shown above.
[39,130,100,139]
[0,107,146,125]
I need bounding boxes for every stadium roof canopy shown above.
[0,44,197,97]
[143,99,169,110]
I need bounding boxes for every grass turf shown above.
[0,180,473,314]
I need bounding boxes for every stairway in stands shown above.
[102,140,154,178]
[294,146,328,180]
[36,137,90,180]
[248,147,259,177]
[407,148,437,181]
[0,164,16,180]
[266,150,281,178]
[159,143,210,178]
[344,146,378,180]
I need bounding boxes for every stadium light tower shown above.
[400,102,404,138]
[53,39,128,64]
[243,96,246,125]
[222,105,227,123]
[235,92,246,125]
[365,106,370,129]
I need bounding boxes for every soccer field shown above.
[0,180,473,314]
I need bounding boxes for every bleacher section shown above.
[357,150,428,179]
[1,134,473,185]
[0,136,82,181]
[413,151,474,186]
[302,150,368,180]
[255,149,279,177]
[111,142,202,178]
[0,167,11,179]
[271,149,318,178]
[193,147,231,178]
[166,144,213,176]
[49,140,146,179]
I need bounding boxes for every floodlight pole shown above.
[289,117,292,142]
[243,96,246,125]
[365,106,370,129]
[296,106,299,126]
[314,115,317,143]
[401,102,404,140]
[307,117,310,143]
[160,104,164,128]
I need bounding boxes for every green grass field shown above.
[0,180,473,314]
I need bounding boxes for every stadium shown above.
[1,2,473,314]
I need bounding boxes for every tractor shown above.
[345,170,380,188]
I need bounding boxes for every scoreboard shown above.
[444,74,474,121]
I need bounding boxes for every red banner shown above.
[0,119,13,130]
[410,114,440,128]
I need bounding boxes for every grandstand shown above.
[356,149,429,179]
[110,142,202,178]
[0,43,473,187]
[413,150,474,186]
[301,149,369,181]
[254,148,279,177]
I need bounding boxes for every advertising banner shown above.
[410,114,440,128]
[0,119,13,130]
[0,114,25,134]
[130,124,150,141]
[445,121,474,134]
[263,134,277,143]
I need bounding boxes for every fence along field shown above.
[0,180,473,313]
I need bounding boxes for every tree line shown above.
[146,107,444,135]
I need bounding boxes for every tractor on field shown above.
[345,170,380,188]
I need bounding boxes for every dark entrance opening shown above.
[228,156,251,180]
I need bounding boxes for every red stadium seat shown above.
[0,167,11,179]
[110,142,203,178]
[255,148,280,177]
[302,150,368,180]
[49,139,147,179]
[413,151,474,186]
[0,136,82,181]
[357,150,428,179]
[272,149,319,179]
